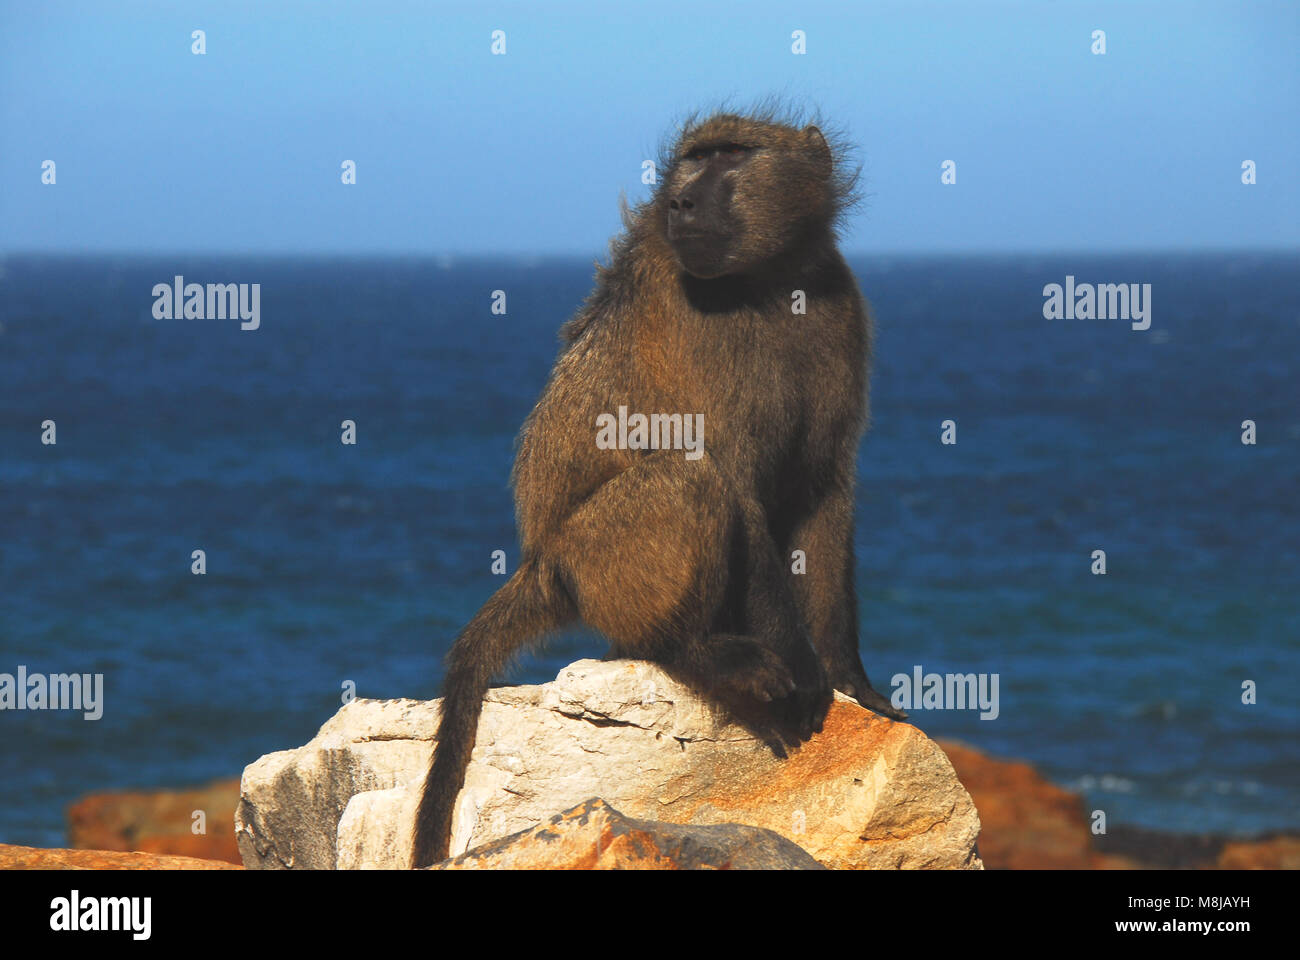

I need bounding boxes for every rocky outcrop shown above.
[938,740,1300,870]
[1216,834,1300,870]
[0,843,241,870]
[937,739,1095,869]
[1091,825,1300,870]
[50,700,1292,870]
[236,659,983,869]
[67,779,242,865]
[433,798,825,869]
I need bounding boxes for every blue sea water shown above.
[1,252,1297,848]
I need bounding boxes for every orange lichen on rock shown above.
[433,798,823,870]
[0,843,241,870]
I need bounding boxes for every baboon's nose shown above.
[669,194,700,228]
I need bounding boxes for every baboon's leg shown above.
[724,496,832,739]
[547,451,825,732]
[787,484,907,720]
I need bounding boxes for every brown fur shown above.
[411,107,904,868]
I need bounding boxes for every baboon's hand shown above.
[720,641,798,704]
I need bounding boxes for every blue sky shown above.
[2,0,1297,256]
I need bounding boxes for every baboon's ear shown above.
[804,125,833,172]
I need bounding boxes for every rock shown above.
[939,739,1300,870]
[1092,824,1229,870]
[1088,852,1145,870]
[67,779,242,865]
[0,843,241,870]
[1215,834,1300,870]
[1093,824,1300,870]
[433,797,825,869]
[237,658,982,870]
[937,739,1094,869]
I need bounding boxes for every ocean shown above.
[1,252,1297,847]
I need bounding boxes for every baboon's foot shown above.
[776,678,832,745]
[743,639,830,747]
[831,672,909,721]
[702,636,830,743]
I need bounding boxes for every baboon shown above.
[412,107,905,868]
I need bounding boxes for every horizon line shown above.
[4,245,1299,261]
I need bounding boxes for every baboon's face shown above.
[662,118,836,279]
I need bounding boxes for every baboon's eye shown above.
[684,144,751,162]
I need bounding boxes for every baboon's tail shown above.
[411,558,572,868]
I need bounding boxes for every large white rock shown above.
[235,659,982,869]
